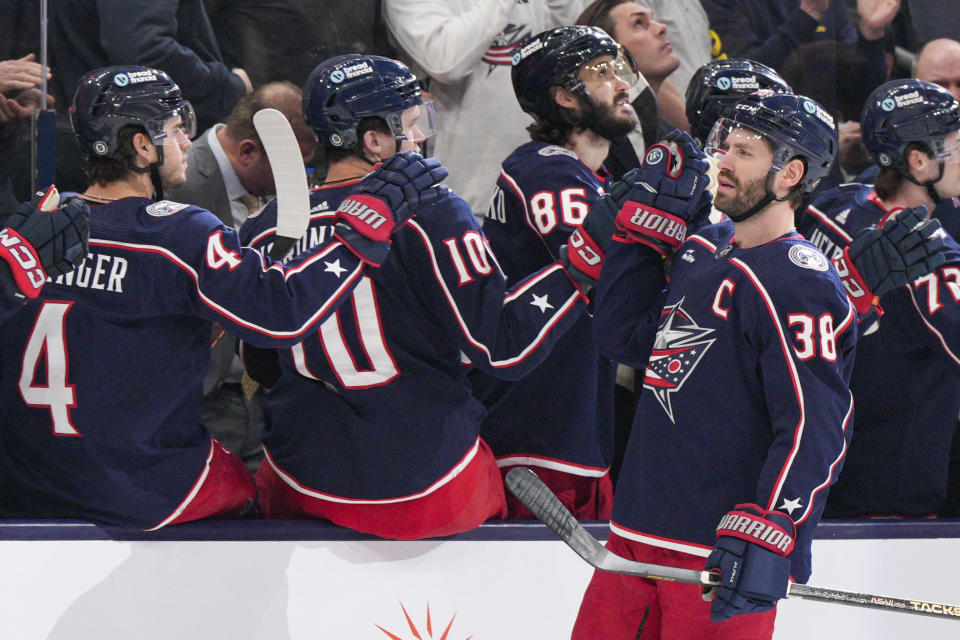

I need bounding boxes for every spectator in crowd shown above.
[166,81,316,472]
[574,91,854,639]
[914,38,960,102]
[0,65,433,529]
[702,0,897,87]
[578,0,687,138]
[242,54,611,540]
[0,52,50,209]
[205,0,397,90]
[800,79,960,519]
[471,26,638,519]
[900,0,960,50]
[382,0,591,215]
[632,0,711,95]
[50,0,252,134]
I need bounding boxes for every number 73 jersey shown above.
[242,182,588,501]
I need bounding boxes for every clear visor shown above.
[579,50,639,91]
[394,100,437,143]
[145,102,197,145]
[704,117,781,172]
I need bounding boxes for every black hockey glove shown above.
[0,186,89,300]
[832,206,945,315]
[704,503,795,622]
[334,151,449,267]
[614,130,713,256]
[559,180,625,287]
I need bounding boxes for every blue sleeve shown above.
[403,195,589,381]
[751,270,857,558]
[166,207,366,348]
[905,236,960,367]
[593,239,669,368]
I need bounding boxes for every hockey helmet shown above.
[303,54,434,150]
[685,59,792,146]
[71,65,196,161]
[705,92,837,195]
[511,25,637,124]
[860,79,960,172]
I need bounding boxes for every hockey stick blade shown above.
[505,468,960,621]
[252,108,310,261]
[504,468,714,585]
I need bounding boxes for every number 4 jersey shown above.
[240,178,588,514]
[0,197,367,528]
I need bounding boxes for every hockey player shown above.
[573,92,855,637]
[242,54,614,540]
[0,65,444,529]
[799,79,960,518]
[471,26,639,519]
[0,189,89,321]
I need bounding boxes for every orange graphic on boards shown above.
[376,601,472,640]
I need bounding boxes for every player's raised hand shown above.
[833,206,945,314]
[703,504,794,622]
[613,129,713,256]
[334,151,449,266]
[0,185,90,299]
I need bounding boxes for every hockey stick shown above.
[505,467,960,622]
[252,108,310,261]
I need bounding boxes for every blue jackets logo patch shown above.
[644,298,716,423]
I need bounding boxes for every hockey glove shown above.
[334,151,450,266]
[0,186,89,300]
[704,503,795,622]
[832,206,945,315]
[614,130,713,256]
[560,181,626,286]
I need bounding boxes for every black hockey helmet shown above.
[685,59,792,146]
[70,65,196,162]
[861,79,960,174]
[302,54,434,150]
[511,25,637,125]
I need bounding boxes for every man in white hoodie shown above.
[383,0,591,216]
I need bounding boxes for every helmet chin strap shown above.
[725,172,782,223]
[123,145,165,200]
[902,162,944,207]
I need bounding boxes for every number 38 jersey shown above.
[472,141,617,480]
[0,197,366,528]
[801,184,960,517]
[598,222,857,583]
[241,179,587,501]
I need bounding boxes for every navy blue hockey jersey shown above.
[801,185,960,516]
[241,178,588,500]
[0,197,366,528]
[472,141,617,476]
[598,222,856,583]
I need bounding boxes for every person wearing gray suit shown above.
[167,81,318,472]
